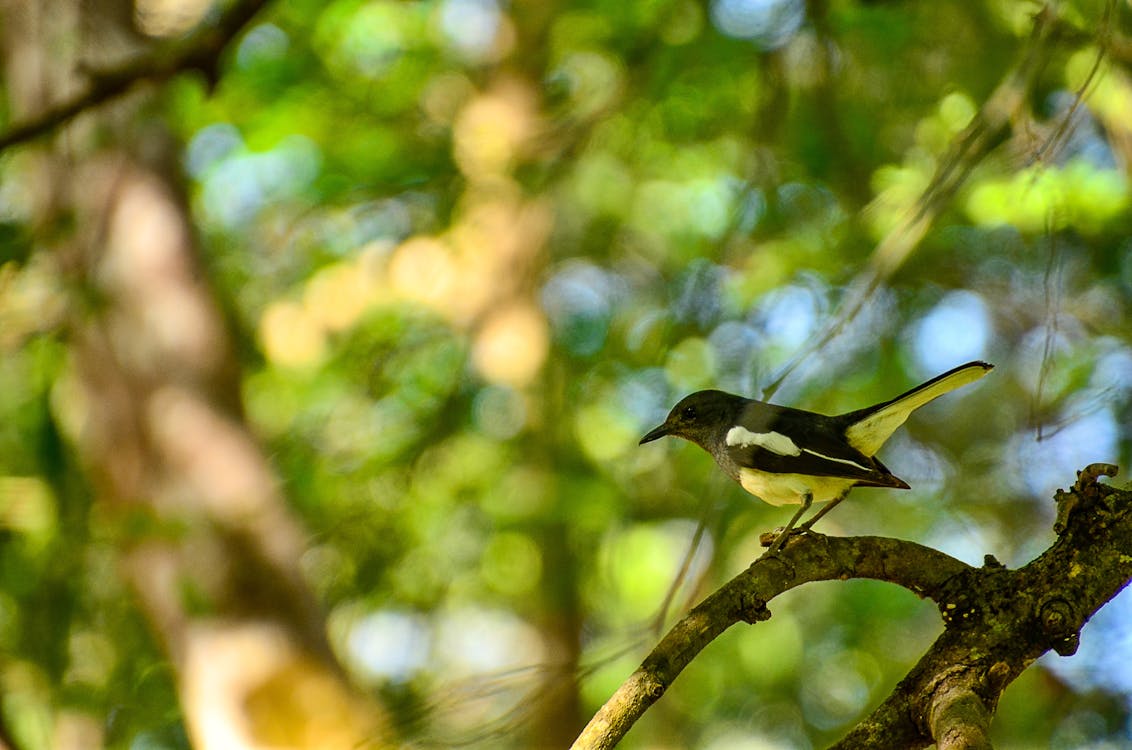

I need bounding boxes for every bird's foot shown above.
[759,526,810,553]
[761,492,814,555]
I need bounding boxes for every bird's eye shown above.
[681,405,697,420]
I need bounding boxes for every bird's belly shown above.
[737,469,857,507]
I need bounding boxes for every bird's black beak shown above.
[639,423,670,445]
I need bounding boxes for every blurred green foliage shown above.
[2,0,1132,747]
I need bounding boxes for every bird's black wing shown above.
[723,402,906,488]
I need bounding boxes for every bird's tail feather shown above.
[841,361,993,455]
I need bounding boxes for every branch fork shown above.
[572,465,1132,750]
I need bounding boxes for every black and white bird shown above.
[639,361,994,552]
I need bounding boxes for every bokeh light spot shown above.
[1009,409,1119,499]
[553,50,626,118]
[665,337,717,391]
[260,301,327,368]
[737,610,803,686]
[186,123,242,179]
[574,402,639,463]
[319,0,409,80]
[453,84,536,178]
[481,532,542,596]
[473,385,528,439]
[237,24,290,69]
[912,291,991,375]
[602,521,712,617]
[199,136,322,229]
[541,261,620,356]
[343,609,431,684]
[472,302,549,387]
[389,237,457,308]
[800,648,879,730]
[434,607,544,676]
[303,260,378,333]
[438,0,509,63]
[710,0,804,49]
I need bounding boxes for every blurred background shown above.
[1,0,1131,748]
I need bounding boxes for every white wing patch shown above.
[726,426,801,456]
[801,448,871,473]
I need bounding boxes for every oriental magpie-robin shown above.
[639,361,993,552]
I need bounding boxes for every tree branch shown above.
[0,0,270,154]
[570,536,972,750]
[929,680,992,750]
[573,464,1132,750]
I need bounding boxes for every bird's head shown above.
[639,390,742,448]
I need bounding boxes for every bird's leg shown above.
[766,492,812,554]
[799,489,850,532]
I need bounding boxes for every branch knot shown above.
[1039,597,1079,656]
[1055,463,1120,535]
[739,593,770,624]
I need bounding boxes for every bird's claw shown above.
[759,526,810,552]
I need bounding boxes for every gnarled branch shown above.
[574,464,1132,750]
[571,536,972,750]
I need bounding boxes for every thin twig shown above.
[0,0,271,153]
[762,4,1061,400]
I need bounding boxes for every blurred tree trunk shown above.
[1,1,387,747]
[531,519,585,747]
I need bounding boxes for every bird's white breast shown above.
[738,468,858,507]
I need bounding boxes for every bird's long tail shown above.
[840,361,994,455]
